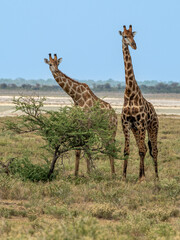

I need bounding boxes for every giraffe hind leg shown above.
[109,155,115,175]
[132,128,147,180]
[148,140,153,158]
[75,150,81,176]
[107,137,116,175]
[148,125,159,179]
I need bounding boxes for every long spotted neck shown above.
[52,69,81,101]
[122,43,142,98]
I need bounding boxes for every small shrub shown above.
[9,157,57,182]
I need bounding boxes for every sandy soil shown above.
[0,93,180,117]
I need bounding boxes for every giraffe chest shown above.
[122,104,145,116]
[122,100,157,130]
[122,107,147,130]
[123,94,146,114]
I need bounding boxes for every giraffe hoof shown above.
[154,176,159,182]
[122,175,127,181]
[111,173,116,179]
[138,176,146,183]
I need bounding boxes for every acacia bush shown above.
[8,157,54,182]
[4,96,120,180]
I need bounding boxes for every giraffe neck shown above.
[122,44,142,99]
[52,70,83,100]
[51,69,99,107]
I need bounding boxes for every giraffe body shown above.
[44,54,117,176]
[119,26,159,180]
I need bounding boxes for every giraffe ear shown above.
[119,31,123,36]
[58,58,63,65]
[132,31,137,37]
[44,58,49,64]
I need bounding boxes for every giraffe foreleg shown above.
[108,115,117,176]
[109,156,115,175]
[105,139,116,175]
[86,157,91,174]
[108,137,116,175]
[84,149,93,174]
[75,150,81,176]
[122,118,130,178]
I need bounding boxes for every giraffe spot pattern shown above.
[127,62,132,69]
[128,69,133,76]
[47,57,118,175]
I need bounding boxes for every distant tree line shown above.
[0,82,180,93]
[139,82,180,93]
[0,83,62,92]
[92,82,180,93]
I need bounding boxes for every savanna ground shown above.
[0,113,179,240]
[1,92,180,117]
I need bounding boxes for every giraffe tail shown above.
[148,140,153,158]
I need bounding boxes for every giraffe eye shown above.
[49,64,52,66]
[124,36,127,38]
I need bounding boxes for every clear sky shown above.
[1,0,180,83]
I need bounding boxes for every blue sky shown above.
[1,0,180,83]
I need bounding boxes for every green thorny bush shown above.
[8,157,52,182]
[4,96,120,181]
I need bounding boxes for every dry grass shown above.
[0,115,180,239]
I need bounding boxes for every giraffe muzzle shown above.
[132,43,137,50]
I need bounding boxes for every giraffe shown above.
[119,25,159,180]
[44,53,117,176]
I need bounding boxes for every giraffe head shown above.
[119,25,137,50]
[44,53,62,72]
